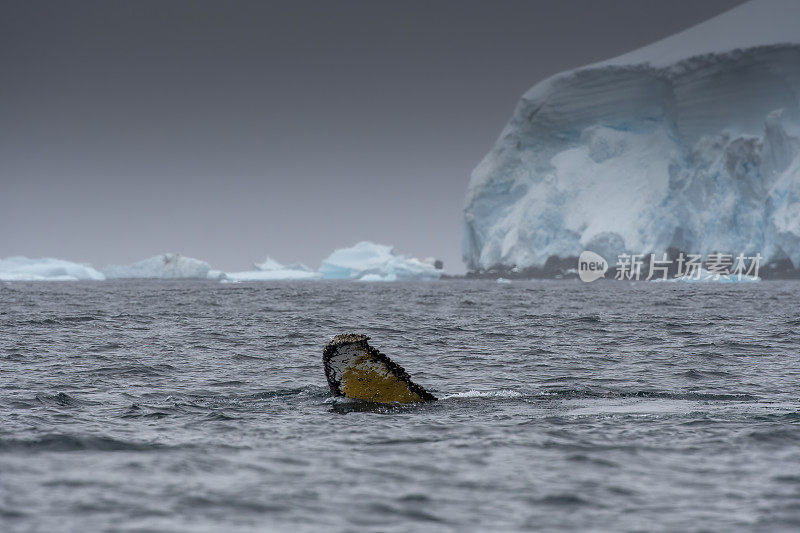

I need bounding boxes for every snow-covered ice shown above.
[0,246,442,282]
[463,0,800,274]
[224,257,321,281]
[319,241,441,281]
[0,257,105,281]
[253,257,316,275]
[103,253,220,279]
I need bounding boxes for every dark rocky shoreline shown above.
[448,251,800,281]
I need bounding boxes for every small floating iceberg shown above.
[103,253,220,279]
[224,256,321,281]
[0,257,105,281]
[319,241,441,281]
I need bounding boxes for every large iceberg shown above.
[224,257,321,281]
[0,257,105,281]
[102,253,221,279]
[463,0,800,277]
[319,241,441,281]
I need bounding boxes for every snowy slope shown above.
[463,0,800,273]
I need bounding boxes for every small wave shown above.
[252,385,328,400]
[370,436,439,445]
[0,506,26,520]
[532,494,592,507]
[538,388,757,401]
[443,389,523,399]
[324,396,433,414]
[231,353,266,361]
[110,313,153,321]
[774,474,800,483]
[620,390,757,401]
[745,427,800,445]
[207,380,245,387]
[323,395,358,404]
[676,369,731,379]
[323,395,429,406]
[176,495,289,514]
[60,315,101,323]
[3,350,26,361]
[34,392,94,407]
[91,363,175,377]
[86,342,124,353]
[0,434,163,452]
[119,404,173,419]
[23,318,61,326]
[750,412,800,422]
[25,315,100,326]
[682,341,718,348]
[566,453,618,468]
[652,300,678,307]
[669,330,701,337]
[203,411,238,421]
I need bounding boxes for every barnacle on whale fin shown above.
[322,334,436,403]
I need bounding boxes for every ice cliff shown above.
[463,0,800,276]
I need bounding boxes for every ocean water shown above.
[1,279,799,532]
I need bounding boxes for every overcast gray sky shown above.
[1,0,744,273]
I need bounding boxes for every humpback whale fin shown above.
[323,334,436,403]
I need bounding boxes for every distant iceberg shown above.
[0,257,105,281]
[103,253,220,279]
[319,241,441,281]
[224,257,321,281]
[1,246,443,282]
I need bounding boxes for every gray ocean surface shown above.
[1,279,799,532]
